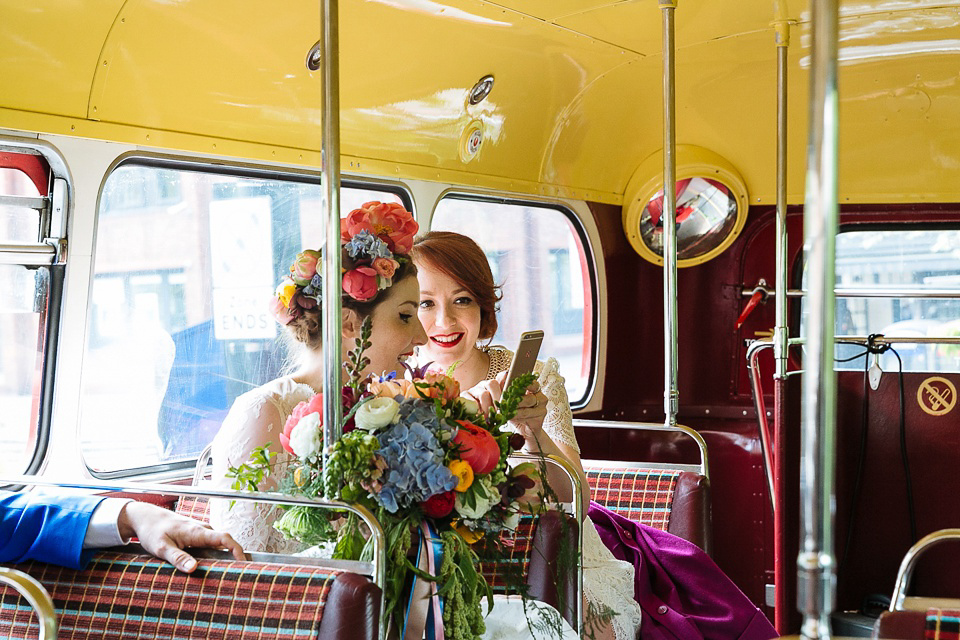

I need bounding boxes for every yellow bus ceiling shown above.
[3,0,960,203]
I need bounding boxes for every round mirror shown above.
[622,146,749,268]
[639,177,738,261]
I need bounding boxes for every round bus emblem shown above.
[917,377,957,416]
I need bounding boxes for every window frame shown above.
[0,137,72,481]
[85,153,413,479]
[428,192,600,409]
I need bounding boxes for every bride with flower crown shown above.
[208,202,576,639]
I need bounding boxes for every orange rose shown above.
[341,201,419,254]
[368,377,420,399]
[420,371,460,402]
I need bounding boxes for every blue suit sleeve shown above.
[0,491,107,570]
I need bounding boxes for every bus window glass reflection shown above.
[82,164,406,474]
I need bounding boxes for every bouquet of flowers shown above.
[229,320,548,639]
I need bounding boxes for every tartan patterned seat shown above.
[0,551,380,640]
[584,462,712,553]
[476,510,579,627]
[176,443,213,524]
[586,466,680,531]
[175,495,211,524]
[927,609,960,640]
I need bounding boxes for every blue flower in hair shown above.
[345,230,392,260]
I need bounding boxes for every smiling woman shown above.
[207,201,427,553]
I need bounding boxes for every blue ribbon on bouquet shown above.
[401,521,445,640]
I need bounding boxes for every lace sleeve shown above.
[537,358,580,454]
[208,391,301,554]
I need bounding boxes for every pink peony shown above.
[372,257,399,280]
[342,266,378,301]
[341,201,419,254]
[452,420,500,475]
[280,393,324,454]
[291,249,321,284]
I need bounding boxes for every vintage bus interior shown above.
[2,0,959,638]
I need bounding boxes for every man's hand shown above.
[117,501,245,573]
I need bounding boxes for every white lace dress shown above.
[484,347,643,640]
[209,377,315,554]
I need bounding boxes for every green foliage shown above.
[343,316,373,392]
[225,444,277,506]
[486,372,536,425]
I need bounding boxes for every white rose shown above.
[289,412,323,460]
[455,476,497,520]
[354,397,400,431]
[502,510,521,532]
[457,396,480,417]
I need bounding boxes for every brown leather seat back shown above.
[476,510,579,628]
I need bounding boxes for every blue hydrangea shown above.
[375,415,458,513]
[344,230,392,260]
[302,272,323,297]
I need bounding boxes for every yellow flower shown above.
[453,521,484,544]
[294,466,309,487]
[276,279,297,307]
[448,459,474,492]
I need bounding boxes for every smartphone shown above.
[503,330,544,389]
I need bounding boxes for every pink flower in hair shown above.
[341,201,419,254]
[291,249,321,285]
[342,266,379,301]
[372,257,399,280]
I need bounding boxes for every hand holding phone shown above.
[503,330,544,390]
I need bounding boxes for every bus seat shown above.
[175,442,213,524]
[874,608,960,639]
[583,463,712,554]
[0,550,380,640]
[575,419,712,555]
[477,510,579,628]
[872,529,960,639]
[872,609,928,639]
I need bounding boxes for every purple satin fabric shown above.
[588,501,778,640]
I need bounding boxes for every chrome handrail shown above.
[743,285,960,299]
[747,339,776,511]
[660,0,680,428]
[0,477,386,590]
[0,567,57,639]
[573,419,708,478]
[797,0,840,636]
[890,528,960,611]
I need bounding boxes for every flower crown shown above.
[272,201,419,325]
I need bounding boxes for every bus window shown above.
[0,160,50,476]
[81,162,406,475]
[802,228,960,372]
[431,197,595,405]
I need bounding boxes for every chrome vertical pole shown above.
[320,0,343,454]
[660,0,679,428]
[774,19,791,382]
[798,0,839,638]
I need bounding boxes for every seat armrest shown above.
[666,471,713,556]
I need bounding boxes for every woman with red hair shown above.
[412,230,643,640]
